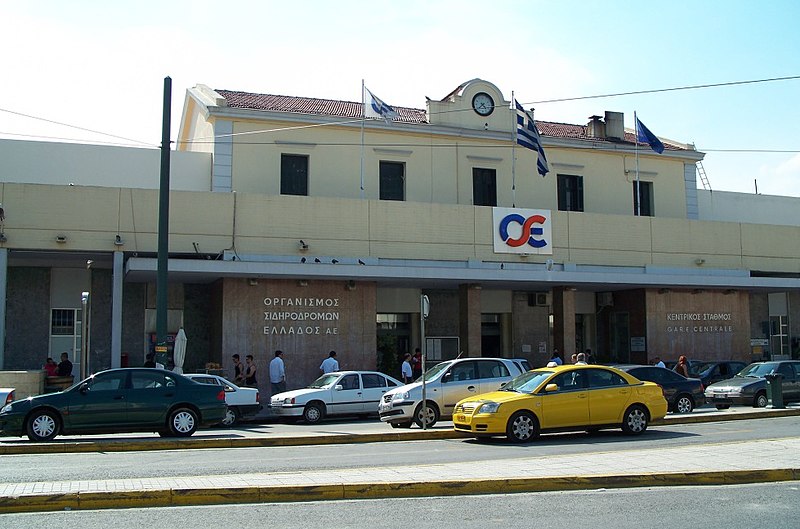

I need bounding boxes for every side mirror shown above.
[79,383,90,394]
[442,373,452,383]
[544,383,558,393]
[499,382,507,389]
[334,384,344,391]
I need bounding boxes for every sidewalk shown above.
[1,407,799,513]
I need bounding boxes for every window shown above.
[557,174,584,212]
[89,372,127,391]
[339,374,360,390]
[551,370,587,391]
[472,168,497,206]
[362,373,386,389]
[379,161,405,201]
[281,154,308,196]
[588,369,626,388]
[450,361,477,381]
[633,181,653,216]
[132,371,167,389]
[51,309,76,335]
[477,360,510,380]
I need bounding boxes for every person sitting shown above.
[43,357,59,377]
[56,352,73,377]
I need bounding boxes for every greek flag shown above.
[515,100,549,177]
[363,86,397,122]
[635,116,665,154]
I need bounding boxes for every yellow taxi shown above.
[453,364,668,442]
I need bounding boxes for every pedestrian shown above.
[232,354,245,384]
[584,348,593,364]
[43,357,59,377]
[570,353,578,364]
[244,354,257,387]
[674,355,689,377]
[575,352,587,365]
[57,352,73,377]
[653,356,666,368]
[320,350,339,374]
[411,348,423,379]
[549,350,563,365]
[144,353,156,368]
[270,350,286,395]
[401,353,413,384]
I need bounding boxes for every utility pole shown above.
[156,77,172,356]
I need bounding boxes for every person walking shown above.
[411,348,423,379]
[232,354,245,384]
[401,353,413,384]
[674,355,689,377]
[270,350,286,395]
[244,354,257,387]
[549,350,563,365]
[320,350,339,374]
[653,356,666,368]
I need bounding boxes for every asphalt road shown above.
[2,416,799,484]
[5,482,799,529]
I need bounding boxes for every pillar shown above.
[459,283,482,357]
[553,287,577,359]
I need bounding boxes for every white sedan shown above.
[184,374,262,426]
[271,371,403,424]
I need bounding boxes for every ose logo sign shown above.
[492,207,552,255]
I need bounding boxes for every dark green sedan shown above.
[0,368,227,442]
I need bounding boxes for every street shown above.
[4,482,799,529]
[2,416,799,485]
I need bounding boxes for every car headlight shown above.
[282,397,295,405]
[730,388,744,395]
[1,403,11,414]
[478,401,500,414]
[393,392,410,401]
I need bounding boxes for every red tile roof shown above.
[215,89,683,150]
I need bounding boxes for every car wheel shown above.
[220,407,238,427]
[26,409,60,442]
[675,395,694,413]
[303,402,324,424]
[390,421,413,429]
[753,392,768,408]
[167,407,198,437]
[715,403,731,410]
[621,405,649,435]
[506,411,539,442]
[413,401,439,428]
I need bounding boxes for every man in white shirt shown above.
[269,350,286,395]
[575,352,588,365]
[401,353,413,383]
[320,351,339,374]
[653,356,666,368]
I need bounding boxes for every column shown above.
[459,283,482,357]
[553,287,576,359]
[111,251,123,368]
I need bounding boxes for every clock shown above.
[471,92,494,116]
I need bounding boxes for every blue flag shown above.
[635,116,665,154]
[515,100,549,177]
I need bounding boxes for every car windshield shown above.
[737,363,779,378]
[308,374,340,388]
[501,370,554,394]
[421,361,453,382]
[690,362,710,375]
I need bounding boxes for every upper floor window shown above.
[557,174,584,212]
[633,181,654,216]
[472,168,497,207]
[281,154,308,196]
[380,161,405,201]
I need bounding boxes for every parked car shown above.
[0,368,226,442]
[613,364,705,413]
[689,361,748,387]
[453,364,668,442]
[271,371,403,424]
[705,360,800,409]
[0,388,14,407]
[184,374,262,426]
[379,357,527,428]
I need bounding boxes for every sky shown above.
[1,0,799,196]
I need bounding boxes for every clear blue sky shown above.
[1,0,798,196]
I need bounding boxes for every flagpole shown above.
[360,79,366,199]
[511,91,516,208]
[634,111,640,217]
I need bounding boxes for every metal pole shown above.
[420,294,427,430]
[156,77,172,346]
[80,291,89,379]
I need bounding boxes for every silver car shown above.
[378,357,526,428]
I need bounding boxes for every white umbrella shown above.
[173,328,187,374]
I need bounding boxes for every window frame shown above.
[472,167,497,207]
[280,153,309,196]
[557,173,584,212]
[633,180,654,216]
[379,161,405,201]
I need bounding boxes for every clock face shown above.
[472,92,494,116]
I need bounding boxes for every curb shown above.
[1,468,798,513]
[1,408,798,455]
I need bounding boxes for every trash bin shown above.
[764,372,784,409]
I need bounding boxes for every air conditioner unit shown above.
[597,292,614,307]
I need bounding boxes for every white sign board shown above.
[492,207,552,255]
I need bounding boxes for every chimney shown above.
[604,111,624,140]
[587,115,605,139]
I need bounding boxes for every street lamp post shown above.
[80,291,89,379]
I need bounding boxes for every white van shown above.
[378,357,526,428]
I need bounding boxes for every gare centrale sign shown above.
[262,296,340,336]
[492,207,553,255]
[665,312,734,333]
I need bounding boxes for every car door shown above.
[65,371,129,431]
[127,370,178,426]
[538,369,590,428]
[476,360,512,394]
[632,367,675,405]
[586,368,631,425]
[328,374,363,415]
[776,363,795,401]
[439,361,480,416]
[360,373,390,411]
